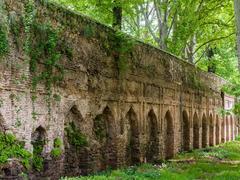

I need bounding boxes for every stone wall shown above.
[0,0,238,179]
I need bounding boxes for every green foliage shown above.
[216,108,232,118]
[32,155,44,171]
[93,115,106,141]
[51,138,63,158]
[62,139,240,179]
[0,24,9,57]
[54,137,62,147]
[111,30,135,75]
[221,75,240,117]
[29,23,63,91]
[32,139,45,171]
[83,25,95,38]
[23,0,35,55]
[53,94,61,102]
[0,133,32,169]
[65,122,88,148]
[51,148,62,158]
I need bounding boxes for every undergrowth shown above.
[0,133,31,169]
[61,138,240,180]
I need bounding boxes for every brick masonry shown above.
[0,0,238,179]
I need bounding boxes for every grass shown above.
[61,138,240,180]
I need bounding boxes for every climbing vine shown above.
[22,0,68,118]
[32,138,45,171]
[29,23,64,92]
[0,1,9,57]
[65,122,88,148]
[51,138,63,158]
[0,25,9,57]
[107,30,135,76]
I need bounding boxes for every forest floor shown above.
[62,137,240,180]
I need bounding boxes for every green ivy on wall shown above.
[0,25,9,57]
[65,122,88,148]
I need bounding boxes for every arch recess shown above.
[164,110,174,159]
[215,115,220,145]
[125,107,140,165]
[193,112,200,149]
[93,106,117,170]
[146,109,159,163]
[182,110,190,151]
[226,116,230,141]
[202,114,208,148]
[209,114,214,146]
[64,106,88,176]
[221,118,225,143]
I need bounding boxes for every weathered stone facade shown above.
[0,0,238,179]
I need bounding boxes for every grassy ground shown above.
[61,137,240,180]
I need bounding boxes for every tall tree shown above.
[112,0,122,29]
[234,0,240,71]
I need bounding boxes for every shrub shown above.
[0,133,31,168]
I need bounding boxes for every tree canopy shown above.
[53,0,240,114]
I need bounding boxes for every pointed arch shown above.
[215,115,220,145]
[125,107,140,165]
[64,106,88,176]
[202,114,208,148]
[31,126,46,144]
[193,112,200,149]
[146,109,159,163]
[209,114,214,146]
[93,106,117,170]
[65,105,83,127]
[182,110,190,151]
[164,110,174,159]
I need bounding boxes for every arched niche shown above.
[193,112,200,149]
[146,109,159,163]
[209,114,214,146]
[215,115,220,145]
[164,110,174,159]
[221,118,225,143]
[31,126,46,171]
[93,106,117,170]
[182,110,190,151]
[125,107,140,165]
[64,105,88,176]
[202,114,208,148]
[31,126,46,152]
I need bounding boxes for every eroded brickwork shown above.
[0,0,238,179]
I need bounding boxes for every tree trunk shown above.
[206,46,216,73]
[112,0,122,30]
[234,0,240,71]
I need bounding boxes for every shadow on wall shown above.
[93,106,117,170]
[202,114,208,148]
[164,110,174,159]
[64,106,88,176]
[146,109,159,163]
[193,112,200,149]
[209,114,214,146]
[125,107,141,166]
[182,110,190,151]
